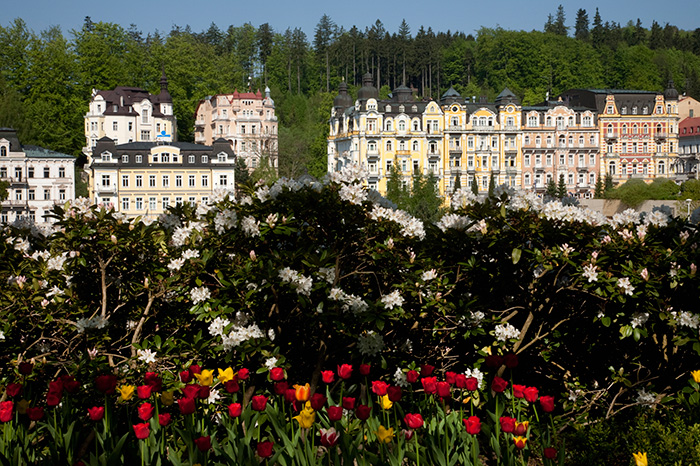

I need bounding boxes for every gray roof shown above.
[22,145,75,159]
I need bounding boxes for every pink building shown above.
[194,87,278,173]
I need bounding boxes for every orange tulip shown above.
[294,383,310,402]
[513,436,527,449]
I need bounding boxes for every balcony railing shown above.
[95,184,118,193]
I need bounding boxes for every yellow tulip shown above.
[376,425,395,444]
[194,369,214,386]
[160,390,174,406]
[218,367,234,383]
[691,370,700,384]
[117,384,135,401]
[294,383,310,402]
[633,452,648,466]
[293,401,316,428]
[380,394,393,410]
[17,399,29,415]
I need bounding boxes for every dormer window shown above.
[218,153,227,162]
[142,108,149,123]
[135,154,143,163]
[202,155,209,163]
[122,155,129,163]
[101,152,111,161]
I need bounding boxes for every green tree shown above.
[574,9,590,41]
[257,23,274,85]
[0,180,9,201]
[487,172,495,197]
[591,8,604,48]
[557,174,568,198]
[546,177,558,198]
[594,174,604,198]
[471,174,478,196]
[604,172,615,196]
[386,160,407,206]
[314,15,336,92]
[405,170,443,222]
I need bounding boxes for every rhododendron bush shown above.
[0,166,699,464]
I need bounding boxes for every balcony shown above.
[194,119,206,126]
[655,132,667,140]
[606,132,617,139]
[195,135,206,143]
[427,150,441,157]
[471,125,494,132]
[95,184,117,193]
[503,124,519,132]
[505,167,519,175]
[367,168,382,179]
[446,125,464,131]
[424,167,442,176]
[449,148,463,156]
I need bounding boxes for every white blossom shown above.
[450,188,478,209]
[394,367,409,388]
[636,388,656,406]
[214,209,238,234]
[630,312,649,329]
[241,216,260,237]
[265,357,278,370]
[190,286,211,305]
[181,249,200,260]
[617,277,635,296]
[278,267,313,296]
[369,205,425,240]
[137,349,157,364]
[318,267,336,284]
[0,331,4,340]
[75,315,109,333]
[339,183,368,205]
[671,310,700,329]
[208,317,231,337]
[206,388,221,404]
[436,213,471,232]
[494,322,520,342]
[168,258,185,271]
[582,264,598,283]
[381,290,404,309]
[421,269,438,281]
[255,186,271,202]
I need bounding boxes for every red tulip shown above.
[18,362,33,375]
[387,385,403,402]
[0,401,13,422]
[251,395,268,411]
[88,406,104,421]
[371,380,388,396]
[180,370,192,383]
[178,397,196,415]
[337,364,352,379]
[94,375,117,394]
[274,381,289,395]
[491,376,508,393]
[356,404,371,420]
[198,386,210,400]
[463,416,481,435]
[513,436,527,449]
[144,372,162,391]
[48,379,64,396]
[321,370,335,383]
[138,403,154,421]
[257,441,273,458]
[512,384,526,399]
[320,428,340,447]
[194,436,211,451]
[228,403,242,418]
[524,387,539,403]
[445,371,457,384]
[137,385,152,399]
[133,422,150,439]
[503,353,519,369]
[420,364,435,376]
[182,385,200,399]
[359,364,371,376]
[327,406,343,421]
[27,407,44,421]
[421,376,437,394]
[47,391,62,407]
[436,381,451,398]
[342,397,355,410]
[310,393,327,411]
[189,364,202,375]
[284,388,297,404]
[60,375,80,394]
[544,447,557,459]
[270,367,285,381]
[514,420,529,436]
[237,368,250,380]
[485,355,503,368]
[5,383,22,398]
[540,396,555,413]
[499,416,516,433]
[406,370,419,383]
[224,379,240,393]
[465,377,479,391]
[454,374,468,389]
[158,413,171,426]
[404,413,424,429]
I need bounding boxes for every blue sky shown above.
[5,0,699,38]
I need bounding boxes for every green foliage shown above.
[546,178,557,198]
[556,174,567,198]
[594,175,604,198]
[471,173,478,196]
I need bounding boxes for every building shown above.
[83,71,177,157]
[87,137,235,217]
[559,83,680,185]
[0,128,75,224]
[679,117,700,180]
[679,95,700,120]
[194,88,278,173]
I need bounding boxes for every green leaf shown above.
[511,248,522,264]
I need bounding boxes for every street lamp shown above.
[686,198,692,218]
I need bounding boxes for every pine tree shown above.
[386,160,406,206]
[546,178,558,198]
[471,174,479,196]
[553,5,568,36]
[557,174,567,198]
[591,8,604,47]
[453,174,461,191]
[487,173,495,197]
[574,9,589,41]
[594,175,604,198]
[604,172,614,196]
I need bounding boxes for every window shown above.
[412,140,419,151]
[59,189,66,200]
[0,146,5,156]
[140,130,150,140]
[589,154,596,166]
[149,175,156,187]
[136,175,143,187]
[608,161,616,174]
[528,115,538,127]
[162,175,169,187]
[398,120,406,131]
[28,189,35,200]
[524,154,531,167]
[176,175,182,187]
[122,197,130,210]
[59,167,65,178]
[202,155,209,163]
[43,189,50,200]
[546,154,552,166]
[122,155,129,163]
[149,197,157,210]
[15,190,22,201]
[113,121,118,131]
[101,174,111,187]
[189,175,195,187]
[128,122,133,131]
[189,197,196,205]
[161,152,170,163]
[218,153,227,162]
[201,175,209,187]
[122,175,129,187]
[583,115,592,127]
[524,173,531,186]
[658,160,666,174]
[175,197,183,205]
[136,154,142,163]
[142,108,149,123]
[219,175,228,186]
[162,197,170,210]
[135,197,143,210]
[189,155,195,163]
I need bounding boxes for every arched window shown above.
[0,146,6,157]
[385,120,393,131]
[386,141,392,151]
[398,120,406,131]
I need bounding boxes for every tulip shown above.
[138,403,154,421]
[133,423,150,439]
[342,397,355,410]
[406,370,419,383]
[512,384,526,398]
[218,367,234,383]
[310,393,327,411]
[228,403,242,418]
[463,416,481,435]
[445,371,457,384]
[270,367,285,381]
[633,452,648,466]
[403,429,414,440]
[48,379,64,396]
[321,370,335,383]
[372,380,389,396]
[337,364,352,379]
[356,404,371,421]
[88,406,105,421]
[540,395,555,413]
[251,395,268,411]
[27,407,44,421]
[284,389,297,404]
[380,395,393,410]
[436,381,451,398]
[421,376,437,394]
[327,406,343,421]
[320,427,340,447]
[61,375,80,394]
[180,370,192,383]
[161,391,174,406]
[294,383,311,402]
[503,353,519,369]
[18,362,33,375]
[137,385,152,399]
[224,380,240,393]
[237,368,250,380]
[274,381,289,395]
[6,383,22,398]
[454,374,468,388]
[499,416,516,433]
[294,402,316,428]
[524,386,539,403]
[178,397,196,415]
[198,386,210,399]
[420,364,435,376]
[513,436,527,449]
[465,377,479,391]
[94,375,117,394]
[544,447,557,459]
[189,364,202,375]
[194,369,214,386]
[491,377,508,393]
[117,385,135,402]
[182,385,200,399]
[404,413,424,429]
[0,401,13,422]
[158,413,171,426]
[359,364,371,376]
[144,372,162,391]
[485,355,503,368]
[194,436,211,451]
[376,425,395,443]
[514,420,529,436]
[692,370,700,384]
[47,391,62,407]
[257,441,274,458]
[387,385,402,402]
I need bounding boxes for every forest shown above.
[1,6,700,179]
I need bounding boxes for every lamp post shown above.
[686,198,692,218]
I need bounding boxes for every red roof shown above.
[680,117,700,137]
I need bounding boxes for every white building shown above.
[0,128,75,224]
[83,71,177,157]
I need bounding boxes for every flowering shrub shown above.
[1,166,699,463]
